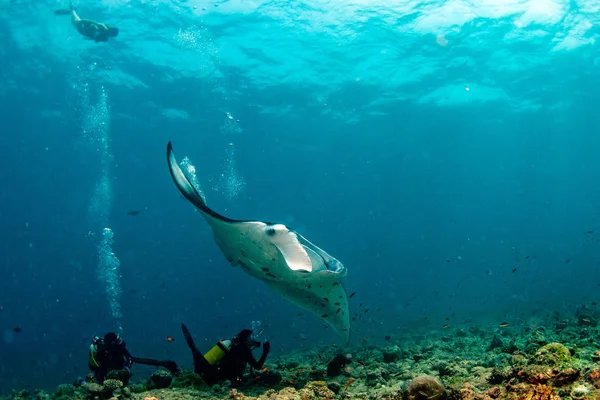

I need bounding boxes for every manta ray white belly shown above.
[166,142,351,345]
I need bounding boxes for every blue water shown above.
[1,0,600,393]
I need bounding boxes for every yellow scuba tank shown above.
[203,339,232,365]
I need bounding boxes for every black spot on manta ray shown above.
[266,227,276,236]
[266,272,277,278]
[261,267,270,272]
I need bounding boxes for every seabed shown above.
[5,312,600,400]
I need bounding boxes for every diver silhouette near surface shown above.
[54,4,119,43]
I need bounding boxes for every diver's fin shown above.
[181,324,201,355]
[181,324,214,377]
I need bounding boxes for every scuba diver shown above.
[89,332,180,383]
[54,4,119,43]
[181,323,271,386]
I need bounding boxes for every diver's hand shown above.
[263,340,271,354]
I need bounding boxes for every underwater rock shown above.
[405,375,446,400]
[587,368,600,388]
[121,386,132,398]
[51,384,76,400]
[501,340,518,354]
[82,379,123,399]
[533,342,571,366]
[326,353,351,377]
[260,370,283,386]
[382,345,403,363]
[432,360,453,377]
[570,382,594,399]
[485,386,501,399]
[106,369,131,385]
[128,383,147,393]
[326,381,341,394]
[146,370,173,390]
[238,381,335,400]
[525,330,549,353]
[170,370,206,389]
[487,367,511,384]
[366,370,385,387]
[82,382,105,395]
[488,335,503,351]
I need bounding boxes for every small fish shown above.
[442,324,451,329]
[350,292,356,298]
[512,268,517,273]
[257,328,264,335]
[498,323,510,327]
[323,297,329,302]
[446,259,451,262]
[525,255,530,259]
[297,313,303,317]
[336,308,341,314]
[127,210,141,216]
[364,309,369,314]
[13,327,22,333]
[384,335,391,341]
[165,336,175,342]
[344,378,356,391]
[357,360,366,366]
[321,314,328,318]
[261,367,268,373]
[445,317,450,321]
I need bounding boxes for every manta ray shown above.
[166,142,350,344]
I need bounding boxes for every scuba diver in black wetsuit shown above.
[181,324,271,386]
[88,332,180,383]
[54,4,119,43]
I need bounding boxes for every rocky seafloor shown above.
[5,312,600,400]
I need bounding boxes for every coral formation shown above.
[405,375,446,400]
[145,370,172,390]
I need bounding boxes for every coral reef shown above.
[145,371,172,390]
[3,311,600,400]
[405,375,446,400]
